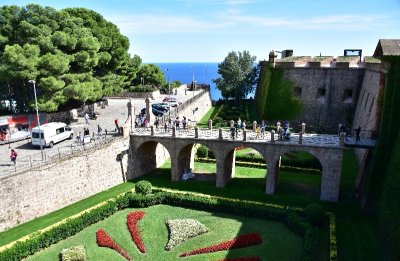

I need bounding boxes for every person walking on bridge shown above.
[10,149,17,165]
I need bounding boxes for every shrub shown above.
[60,245,86,261]
[135,181,152,195]
[304,204,326,227]
[196,145,209,158]
[213,117,224,128]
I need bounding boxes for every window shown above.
[32,132,44,139]
[56,127,65,134]
[316,88,326,99]
[294,87,302,97]
[343,89,353,103]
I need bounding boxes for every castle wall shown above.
[0,138,129,232]
[282,67,365,131]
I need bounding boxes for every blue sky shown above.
[2,0,400,62]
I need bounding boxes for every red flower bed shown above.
[127,211,147,253]
[96,229,132,261]
[179,233,262,257]
[218,257,261,261]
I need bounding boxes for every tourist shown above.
[155,118,159,129]
[230,126,236,140]
[256,125,261,139]
[10,149,17,165]
[242,121,246,130]
[114,118,120,133]
[356,126,361,141]
[175,117,180,129]
[97,125,102,136]
[182,116,187,129]
[261,120,265,138]
[164,122,168,132]
[84,112,89,125]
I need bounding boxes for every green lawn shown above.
[0,149,381,260]
[27,205,303,261]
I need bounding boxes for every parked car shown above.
[141,108,165,117]
[152,103,169,112]
[31,122,73,148]
[162,97,182,104]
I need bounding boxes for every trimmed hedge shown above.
[0,188,333,261]
[134,181,152,195]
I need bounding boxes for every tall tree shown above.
[0,4,141,112]
[213,50,259,101]
[132,64,166,87]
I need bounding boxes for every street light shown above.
[205,64,208,84]
[165,68,171,118]
[29,80,44,162]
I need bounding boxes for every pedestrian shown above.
[84,112,89,125]
[356,126,361,141]
[230,126,236,140]
[10,149,17,165]
[242,121,246,130]
[97,125,102,136]
[155,118,159,129]
[261,120,265,138]
[182,116,187,129]
[164,122,168,132]
[114,118,120,133]
[256,125,260,139]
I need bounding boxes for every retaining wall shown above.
[0,138,129,232]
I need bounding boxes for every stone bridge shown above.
[127,127,345,202]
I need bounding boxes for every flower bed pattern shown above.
[127,211,147,253]
[166,218,209,250]
[179,233,262,257]
[96,229,132,261]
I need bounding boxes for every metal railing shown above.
[0,134,118,176]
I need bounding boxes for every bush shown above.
[304,204,326,227]
[135,181,152,195]
[60,245,86,261]
[213,117,224,128]
[196,145,209,158]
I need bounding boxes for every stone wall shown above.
[176,88,212,123]
[0,138,129,232]
[282,67,365,132]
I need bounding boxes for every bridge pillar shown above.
[271,130,275,142]
[216,151,235,188]
[208,119,213,130]
[195,127,198,138]
[266,157,280,194]
[320,149,344,202]
[150,126,154,136]
[219,128,223,140]
[243,130,247,141]
[253,121,257,132]
[302,122,306,133]
[277,122,281,132]
[230,120,234,128]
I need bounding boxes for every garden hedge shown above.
[0,187,336,261]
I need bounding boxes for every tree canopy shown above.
[0,4,142,112]
[213,50,259,101]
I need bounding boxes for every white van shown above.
[31,122,74,148]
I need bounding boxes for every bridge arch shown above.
[266,146,343,201]
[128,140,171,180]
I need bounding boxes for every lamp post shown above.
[205,64,208,84]
[29,80,44,162]
[165,68,171,118]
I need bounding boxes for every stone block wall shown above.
[282,67,365,131]
[0,138,129,232]
[177,89,212,123]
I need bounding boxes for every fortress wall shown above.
[0,138,129,233]
[177,89,212,123]
[283,67,365,131]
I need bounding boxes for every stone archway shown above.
[128,140,170,180]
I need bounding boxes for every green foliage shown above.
[0,4,141,112]
[60,245,86,261]
[304,204,326,227]
[134,180,152,195]
[196,145,209,158]
[213,50,259,101]
[132,64,166,87]
[0,190,324,261]
[256,65,303,120]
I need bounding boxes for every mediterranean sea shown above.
[154,63,221,100]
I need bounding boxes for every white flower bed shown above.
[61,245,86,261]
[165,219,209,250]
